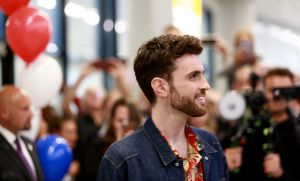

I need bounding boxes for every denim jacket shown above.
[97,117,229,181]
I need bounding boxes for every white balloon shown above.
[21,107,41,141]
[18,54,63,108]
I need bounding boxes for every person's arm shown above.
[265,154,300,181]
[264,123,300,181]
[263,153,283,178]
[62,61,101,118]
[224,146,243,171]
[68,160,80,178]
[106,58,131,99]
[213,37,231,63]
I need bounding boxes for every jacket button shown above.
[175,162,180,166]
[204,156,209,160]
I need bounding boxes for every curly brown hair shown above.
[133,34,203,104]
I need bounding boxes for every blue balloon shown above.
[36,134,73,181]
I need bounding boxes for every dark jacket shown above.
[97,117,229,181]
[233,117,300,181]
[75,113,101,180]
[0,133,44,181]
[272,118,300,181]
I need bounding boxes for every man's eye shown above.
[190,74,198,80]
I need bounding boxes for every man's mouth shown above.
[195,96,206,106]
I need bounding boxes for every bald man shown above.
[0,85,44,181]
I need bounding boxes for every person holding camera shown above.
[221,67,300,181]
[261,68,300,181]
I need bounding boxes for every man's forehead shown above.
[266,76,293,83]
[9,91,28,105]
[265,76,293,89]
[175,54,203,65]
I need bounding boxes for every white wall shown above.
[119,0,172,64]
[254,22,300,77]
[117,0,173,97]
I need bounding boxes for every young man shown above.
[97,34,229,181]
[0,85,44,181]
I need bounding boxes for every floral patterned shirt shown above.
[161,125,204,181]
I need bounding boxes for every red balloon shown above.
[0,0,29,16]
[6,7,52,64]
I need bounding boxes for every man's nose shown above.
[202,78,211,90]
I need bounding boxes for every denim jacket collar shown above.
[192,126,218,181]
[143,117,178,166]
[142,117,218,173]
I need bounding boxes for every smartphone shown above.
[92,61,113,70]
[201,34,218,45]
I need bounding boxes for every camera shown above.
[244,89,266,114]
[219,72,267,121]
[273,86,300,100]
[273,86,300,123]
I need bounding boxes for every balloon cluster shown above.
[6,7,51,64]
[1,0,52,64]
[0,1,63,109]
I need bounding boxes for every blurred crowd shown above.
[38,58,146,180]
[1,26,300,181]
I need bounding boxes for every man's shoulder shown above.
[103,128,145,167]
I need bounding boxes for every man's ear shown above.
[0,107,8,121]
[151,78,169,98]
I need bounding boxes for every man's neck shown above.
[151,103,188,156]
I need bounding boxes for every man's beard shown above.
[170,85,206,117]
